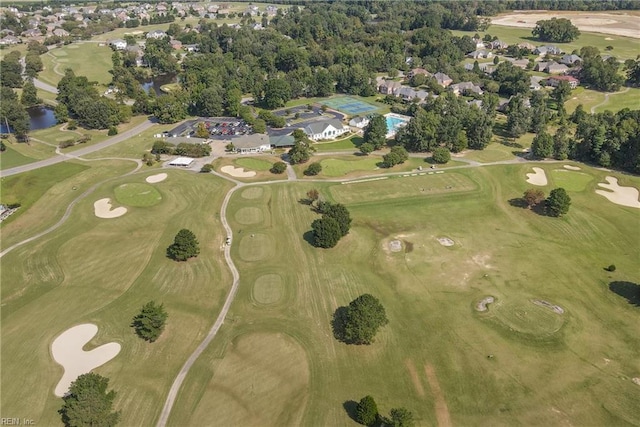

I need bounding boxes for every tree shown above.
[363,115,388,150]
[532,18,580,42]
[359,142,374,155]
[389,408,415,427]
[131,301,168,342]
[341,294,389,345]
[552,80,572,118]
[306,188,319,205]
[311,216,342,248]
[579,47,624,92]
[528,91,551,134]
[21,79,41,107]
[531,131,554,159]
[262,78,291,109]
[304,162,322,176]
[201,164,213,173]
[383,145,409,168]
[505,95,531,138]
[289,139,314,164]
[523,188,545,208]
[59,373,120,427]
[166,229,200,261]
[355,395,379,426]
[194,122,210,139]
[319,202,351,237]
[546,188,571,217]
[432,147,450,164]
[553,125,571,160]
[270,161,287,174]
[491,62,530,97]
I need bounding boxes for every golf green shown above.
[114,183,162,207]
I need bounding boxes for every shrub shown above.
[59,139,75,149]
[67,119,78,130]
[606,264,616,272]
[107,126,118,136]
[432,147,451,164]
[304,162,322,176]
[166,229,200,261]
[355,395,379,426]
[131,301,168,342]
[270,161,287,174]
[201,163,213,173]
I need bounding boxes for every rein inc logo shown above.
[0,419,35,425]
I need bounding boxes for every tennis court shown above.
[322,97,380,115]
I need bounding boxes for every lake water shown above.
[140,74,177,96]
[0,106,57,133]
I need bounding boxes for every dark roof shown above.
[269,134,295,147]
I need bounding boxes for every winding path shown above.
[590,87,631,114]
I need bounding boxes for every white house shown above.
[109,38,127,50]
[146,30,167,39]
[302,119,347,141]
[349,117,370,128]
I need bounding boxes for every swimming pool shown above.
[384,113,410,137]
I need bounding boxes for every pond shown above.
[140,73,177,96]
[0,106,57,133]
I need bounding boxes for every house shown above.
[231,133,271,153]
[0,35,21,45]
[449,82,483,96]
[53,28,69,37]
[109,38,127,50]
[378,80,402,95]
[517,42,537,51]
[414,90,430,102]
[398,86,418,101]
[546,75,580,89]
[464,62,494,74]
[433,72,453,87]
[244,5,260,16]
[184,44,199,52]
[534,61,551,72]
[560,54,581,66]
[535,45,563,56]
[349,117,370,129]
[545,62,569,74]
[530,76,542,91]
[488,39,508,50]
[407,68,431,79]
[266,5,279,16]
[510,58,529,69]
[146,30,167,39]
[467,99,483,108]
[302,119,347,141]
[21,29,42,38]
[467,49,493,59]
[472,37,485,49]
[170,39,182,49]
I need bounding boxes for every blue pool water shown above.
[386,116,409,133]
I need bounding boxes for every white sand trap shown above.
[146,173,167,183]
[563,165,581,171]
[526,167,548,186]
[221,165,256,178]
[605,37,614,41]
[94,198,127,218]
[476,296,495,312]
[389,240,402,252]
[437,237,454,247]
[52,324,121,397]
[596,176,640,208]
[532,299,565,314]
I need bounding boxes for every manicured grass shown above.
[320,156,381,177]
[550,169,594,192]
[235,157,274,171]
[0,170,234,426]
[314,136,361,152]
[565,87,606,114]
[594,87,640,113]
[39,42,113,88]
[0,144,36,169]
[170,164,639,426]
[113,182,162,207]
[451,24,640,60]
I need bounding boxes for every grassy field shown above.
[39,42,114,88]
[212,155,287,183]
[0,169,234,426]
[594,87,640,113]
[0,144,37,169]
[451,24,640,60]
[168,163,640,426]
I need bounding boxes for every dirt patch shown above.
[52,324,121,397]
[532,299,565,314]
[563,165,581,171]
[633,377,640,386]
[472,254,493,269]
[221,165,256,178]
[526,167,547,186]
[491,12,640,39]
[476,296,495,312]
[404,359,425,397]
[389,240,403,252]
[146,173,168,183]
[424,364,452,427]
[595,176,640,208]
[94,198,127,219]
[437,237,454,247]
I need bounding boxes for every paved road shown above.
[33,77,59,94]
[0,119,156,178]
[156,179,242,427]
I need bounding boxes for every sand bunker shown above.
[532,299,565,315]
[633,378,640,386]
[221,165,257,178]
[437,237,454,247]
[605,37,614,41]
[595,176,640,208]
[476,296,495,312]
[389,240,402,252]
[526,167,548,186]
[94,198,127,218]
[563,165,581,171]
[145,173,167,183]
[52,324,121,397]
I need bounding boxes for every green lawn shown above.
[451,24,640,60]
[0,144,37,169]
[39,42,113,88]
[113,182,162,207]
[314,136,362,152]
[235,157,274,171]
[594,87,640,113]
[169,163,640,426]
[0,170,234,426]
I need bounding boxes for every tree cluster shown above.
[0,87,30,140]
[288,130,315,164]
[311,201,351,248]
[166,229,200,261]
[353,395,414,427]
[579,46,624,92]
[532,18,580,42]
[383,145,409,168]
[332,294,388,345]
[362,115,388,152]
[59,373,120,427]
